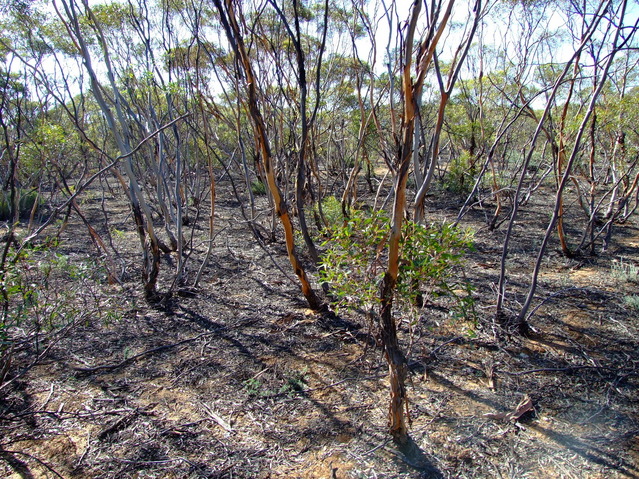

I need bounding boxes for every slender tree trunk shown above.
[555,58,581,257]
[517,3,623,329]
[495,1,610,323]
[413,1,481,222]
[57,0,164,297]
[377,0,456,442]
[215,0,323,311]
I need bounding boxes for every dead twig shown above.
[72,332,215,374]
[0,448,65,478]
[201,402,233,433]
[496,365,638,376]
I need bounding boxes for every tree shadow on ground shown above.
[393,435,444,478]
[528,423,639,478]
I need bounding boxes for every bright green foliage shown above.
[319,208,475,322]
[0,189,40,221]
[0,243,119,374]
[250,179,267,195]
[398,220,476,320]
[319,208,390,312]
[315,195,344,232]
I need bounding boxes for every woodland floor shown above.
[1,176,639,479]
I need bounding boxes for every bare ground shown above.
[1,179,638,479]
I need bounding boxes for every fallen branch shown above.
[483,394,533,422]
[72,332,214,375]
[71,317,260,375]
[497,365,638,376]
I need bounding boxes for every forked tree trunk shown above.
[377,0,455,443]
[495,1,611,323]
[57,0,164,298]
[215,0,323,312]
[517,0,623,329]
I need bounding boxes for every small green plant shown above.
[243,367,309,398]
[0,189,41,221]
[280,367,308,395]
[110,227,126,240]
[319,208,390,313]
[250,179,267,196]
[316,195,345,231]
[610,258,639,284]
[243,377,264,396]
[319,208,475,322]
[623,295,639,310]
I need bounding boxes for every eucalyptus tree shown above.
[410,0,487,223]
[373,0,466,443]
[453,3,559,230]
[34,0,213,297]
[477,0,639,332]
[597,52,639,243]
[212,0,326,311]
[568,47,639,253]
[0,53,27,224]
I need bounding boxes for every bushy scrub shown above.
[319,208,390,311]
[0,189,41,221]
[319,208,475,322]
[250,179,267,195]
[0,241,119,387]
[443,151,475,195]
[315,195,345,233]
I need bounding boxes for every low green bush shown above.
[0,189,40,221]
[250,179,267,196]
[319,207,476,322]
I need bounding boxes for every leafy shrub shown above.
[314,195,345,234]
[610,258,639,284]
[0,189,40,221]
[0,242,119,388]
[443,151,475,195]
[319,208,389,312]
[250,179,267,195]
[319,207,475,321]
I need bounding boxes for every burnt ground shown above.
[1,177,639,479]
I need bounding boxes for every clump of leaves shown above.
[250,179,267,195]
[623,295,639,311]
[243,367,309,398]
[280,366,308,395]
[610,258,639,284]
[243,377,263,397]
[319,208,390,312]
[315,195,345,233]
[0,241,120,388]
[319,208,475,321]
